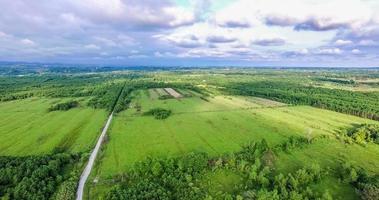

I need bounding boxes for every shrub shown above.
[144,108,172,119]
[344,124,379,145]
[48,101,79,112]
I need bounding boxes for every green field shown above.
[1,68,379,200]
[0,97,108,155]
[93,89,377,179]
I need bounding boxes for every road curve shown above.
[76,112,114,200]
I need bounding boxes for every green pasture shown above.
[94,90,375,179]
[0,97,108,155]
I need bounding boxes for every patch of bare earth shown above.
[164,88,183,98]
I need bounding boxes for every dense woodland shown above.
[226,81,379,120]
[0,153,80,200]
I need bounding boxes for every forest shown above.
[0,153,80,200]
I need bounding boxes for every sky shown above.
[0,0,378,67]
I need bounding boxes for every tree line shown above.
[225,81,379,120]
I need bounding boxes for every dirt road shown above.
[76,112,114,200]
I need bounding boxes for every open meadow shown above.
[0,97,108,155]
[0,68,378,200]
[3,1,379,198]
[87,87,379,199]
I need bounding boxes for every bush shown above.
[48,101,79,112]
[343,124,379,145]
[144,108,172,119]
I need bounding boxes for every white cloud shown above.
[20,38,36,46]
[316,48,342,55]
[334,39,353,46]
[351,49,361,54]
[0,0,378,66]
[84,44,100,50]
[70,0,196,29]
[211,0,376,32]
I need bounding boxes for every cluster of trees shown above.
[114,87,133,113]
[339,162,379,200]
[87,83,125,112]
[48,101,79,112]
[0,92,33,102]
[274,136,311,152]
[315,77,355,84]
[105,139,333,200]
[0,153,80,200]
[144,108,172,119]
[341,124,379,145]
[0,74,139,102]
[226,81,379,120]
[54,169,81,200]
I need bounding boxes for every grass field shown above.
[93,90,376,180]
[0,97,108,155]
[1,69,379,200]
[276,139,379,175]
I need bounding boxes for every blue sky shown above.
[0,0,378,67]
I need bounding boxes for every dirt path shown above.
[76,112,113,200]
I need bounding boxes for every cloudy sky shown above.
[0,0,378,67]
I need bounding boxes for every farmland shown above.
[0,67,378,200]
